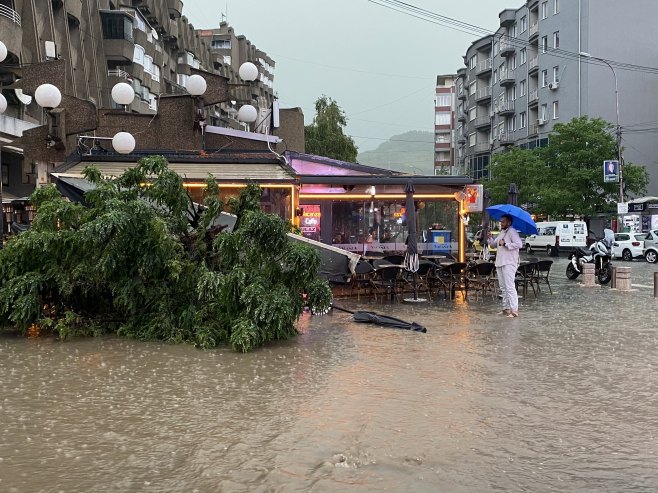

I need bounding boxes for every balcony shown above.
[0,4,22,62]
[457,111,467,123]
[476,58,492,76]
[529,22,539,39]
[474,142,491,154]
[528,89,539,106]
[457,90,467,101]
[499,9,516,27]
[167,0,183,18]
[499,69,515,86]
[528,123,539,136]
[474,116,491,129]
[457,136,466,145]
[498,100,515,115]
[0,114,40,138]
[475,86,491,103]
[528,56,539,73]
[64,0,83,24]
[500,39,515,57]
[499,131,516,145]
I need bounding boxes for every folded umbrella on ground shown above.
[331,305,427,333]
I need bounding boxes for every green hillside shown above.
[357,131,435,175]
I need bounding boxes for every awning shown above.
[57,160,295,183]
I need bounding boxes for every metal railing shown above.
[108,69,132,80]
[476,86,491,100]
[475,116,491,127]
[0,4,21,25]
[529,88,539,102]
[529,123,539,135]
[529,22,539,37]
[477,58,492,74]
[498,100,515,113]
[529,56,539,70]
[500,69,515,83]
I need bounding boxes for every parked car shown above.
[524,221,588,255]
[612,232,646,261]
[473,229,500,254]
[643,229,658,263]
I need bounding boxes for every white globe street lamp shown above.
[112,131,136,154]
[0,93,7,114]
[111,82,135,106]
[186,74,207,96]
[0,41,7,63]
[237,104,257,123]
[238,62,258,82]
[34,83,62,108]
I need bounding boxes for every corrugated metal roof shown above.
[61,161,295,182]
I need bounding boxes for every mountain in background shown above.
[357,131,435,175]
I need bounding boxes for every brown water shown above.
[1,258,658,492]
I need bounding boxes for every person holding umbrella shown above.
[488,213,523,317]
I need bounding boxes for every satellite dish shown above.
[14,88,33,106]
[152,29,159,40]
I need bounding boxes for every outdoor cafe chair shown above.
[350,260,376,300]
[433,261,467,300]
[383,254,405,265]
[515,262,538,298]
[400,260,436,300]
[371,264,403,302]
[533,260,554,294]
[464,261,497,301]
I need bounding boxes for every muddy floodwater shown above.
[1,257,658,492]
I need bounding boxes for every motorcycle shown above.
[566,229,614,284]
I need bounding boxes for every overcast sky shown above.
[183,0,513,153]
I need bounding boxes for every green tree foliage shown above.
[488,116,649,217]
[305,95,358,162]
[0,156,332,352]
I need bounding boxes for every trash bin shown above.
[429,229,451,253]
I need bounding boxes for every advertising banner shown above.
[464,184,483,212]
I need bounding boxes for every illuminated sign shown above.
[465,184,483,212]
[301,205,321,234]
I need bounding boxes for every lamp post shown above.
[580,52,623,204]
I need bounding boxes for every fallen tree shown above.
[0,155,332,352]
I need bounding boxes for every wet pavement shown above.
[0,256,657,492]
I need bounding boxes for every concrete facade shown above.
[0,0,282,218]
[454,0,658,195]
[434,74,457,175]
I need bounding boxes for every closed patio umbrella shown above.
[403,181,425,302]
[508,183,519,206]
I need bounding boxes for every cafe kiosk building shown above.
[11,60,475,261]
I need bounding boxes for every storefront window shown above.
[331,199,459,254]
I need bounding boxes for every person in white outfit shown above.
[488,214,523,317]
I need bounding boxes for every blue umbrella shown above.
[485,204,538,235]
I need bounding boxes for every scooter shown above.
[566,229,614,284]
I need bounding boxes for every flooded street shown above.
[1,257,658,492]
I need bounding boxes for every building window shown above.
[553,31,560,49]
[435,112,451,125]
[469,107,477,121]
[541,1,548,19]
[134,12,146,32]
[553,100,559,119]
[520,48,527,65]
[144,55,153,73]
[100,12,134,41]
[469,133,476,147]
[540,104,547,121]
[436,134,450,144]
[510,85,517,101]
[521,15,527,32]
[469,81,477,96]
[435,94,451,107]
[511,23,517,38]
[493,69,498,84]
[471,154,490,180]
[541,36,548,53]
[520,79,526,96]
[541,70,548,87]
[511,54,517,70]
[211,39,231,49]
[133,44,145,65]
[554,0,560,14]
[469,55,477,70]
[520,112,527,128]
[553,66,560,82]
[177,73,188,87]
[508,117,516,132]
[493,41,499,54]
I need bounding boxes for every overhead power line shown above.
[365,0,658,76]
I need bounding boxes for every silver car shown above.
[643,229,658,263]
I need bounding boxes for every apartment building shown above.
[454,0,658,194]
[0,0,276,217]
[434,74,457,175]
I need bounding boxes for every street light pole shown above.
[580,52,623,203]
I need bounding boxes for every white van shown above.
[524,221,588,254]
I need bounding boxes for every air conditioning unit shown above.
[537,118,546,126]
[548,81,560,90]
[489,110,495,117]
